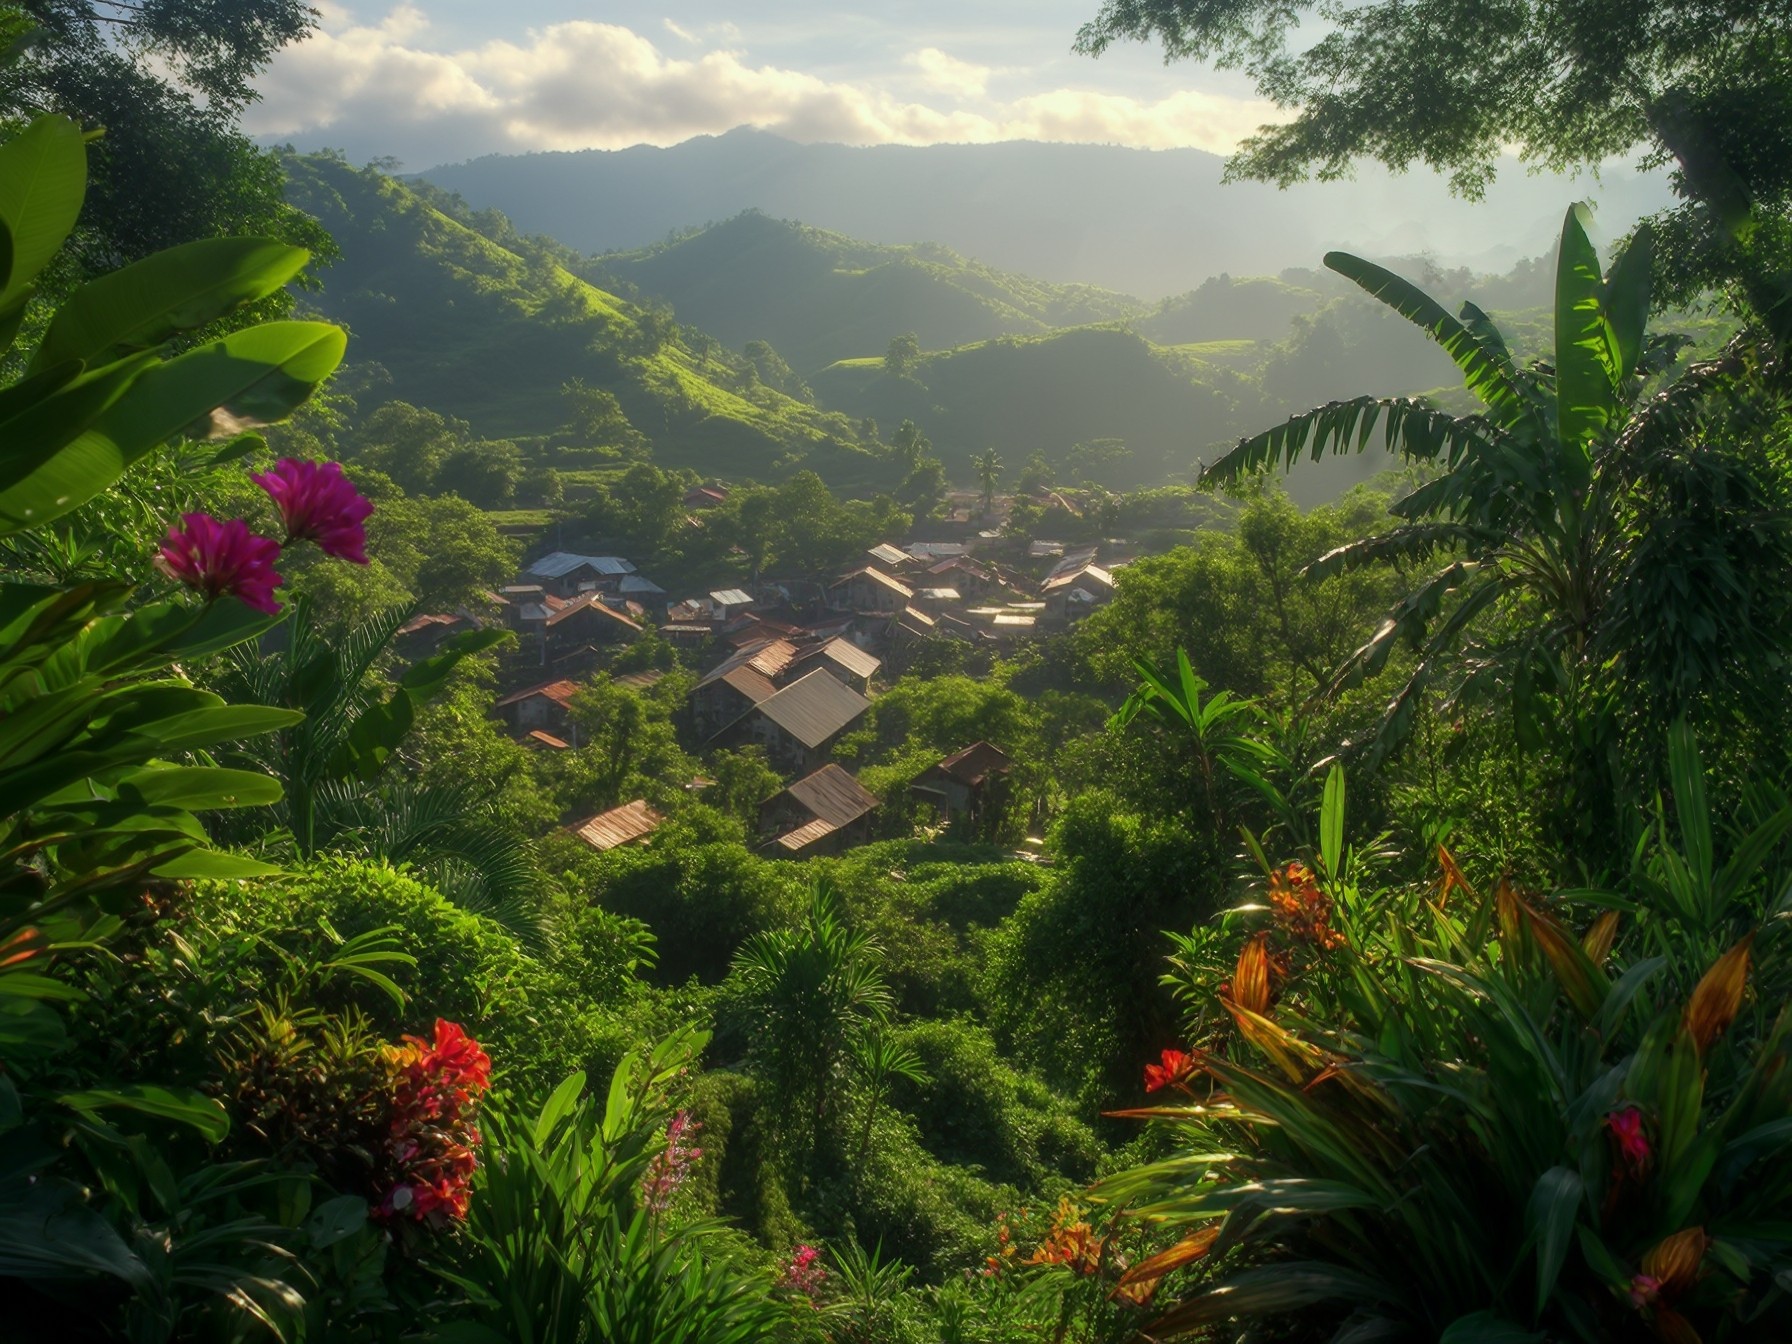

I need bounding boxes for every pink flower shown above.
[1628,1273,1662,1309]
[158,513,283,614]
[251,457,373,563]
[782,1244,827,1300]
[1607,1106,1651,1172]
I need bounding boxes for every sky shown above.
[242,0,1288,169]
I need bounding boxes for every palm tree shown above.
[1203,205,1792,814]
[215,599,545,937]
[972,447,1003,514]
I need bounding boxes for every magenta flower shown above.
[158,513,284,614]
[251,457,373,564]
[1607,1106,1651,1172]
[782,1244,826,1300]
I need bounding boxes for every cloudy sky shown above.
[243,0,1285,168]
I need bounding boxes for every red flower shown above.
[376,1019,492,1226]
[1143,1047,1198,1093]
[1607,1106,1651,1172]
[251,457,373,563]
[158,513,283,613]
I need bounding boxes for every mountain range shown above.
[418,130,1675,299]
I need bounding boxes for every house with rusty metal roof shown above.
[689,639,797,736]
[568,799,664,852]
[1040,563,1115,623]
[495,678,584,743]
[865,542,913,574]
[911,742,1016,834]
[783,637,881,694]
[830,567,913,613]
[760,764,880,857]
[710,668,871,776]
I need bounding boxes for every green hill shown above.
[1135,274,1326,345]
[812,327,1248,488]
[588,211,1144,374]
[282,155,871,481]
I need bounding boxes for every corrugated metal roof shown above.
[779,764,879,828]
[719,665,778,703]
[571,799,663,851]
[615,669,666,690]
[834,567,914,598]
[914,587,961,601]
[526,552,635,579]
[495,678,582,710]
[930,555,993,580]
[1040,563,1114,593]
[867,543,909,567]
[619,575,666,595]
[545,594,641,629]
[773,817,837,852]
[932,741,1014,786]
[526,730,571,750]
[907,542,967,559]
[793,637,881,682]
[698,639,797,690]
[992,614,1037,627]
[710,588,754,606]
[751,669,870,748]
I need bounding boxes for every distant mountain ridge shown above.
[589,211,1142,374]
[418,129,1675,299]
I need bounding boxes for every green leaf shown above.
[118,764,282,811]
[398,627,510,701]
[58,1085,230,1143]
[121,704,303,753]
[1667,719,1713,894]
[113,319,346,439]
[0,997,68,1060]
[1326,250,1530,429]
[0,1180,148,1285]
[1526,1167,1583,1316]
[0,116,87,306]
[32,237,312,372]
[151,849,286,880]
[303,1194,369,1250]
[1553,203,1619,459]
[1320,762,1345,880]
[1602,223,1654,382]
[533,1071,588,1148]
[1146,1263,1388,1336]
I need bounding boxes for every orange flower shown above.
[1642,1228,1708,1297]
[1028,1197,1103,1275]
[1268,862,1347,950]
[1683,936,1753,1054]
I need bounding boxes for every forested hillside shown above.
[590,211,1142,374]
[282,153,873,481]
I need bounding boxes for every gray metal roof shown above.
[791,637,881,682]
[619,575,666,595]
[710,588,754,606]
[526,552,635,579]
[752,669,870,748]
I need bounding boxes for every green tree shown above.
[434,438,523,507]
[971,446,1003,514]
[884,332,922,378]
[582,462,689,556]
[351,401,473,494]
[890,417,931,468]
[1205,206,1792,845]
[560,377,648,458]
[2,0,331,283]
[1074,0,1792,332]
[565,673,693,813]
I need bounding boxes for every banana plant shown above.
[1201,205,1785,785]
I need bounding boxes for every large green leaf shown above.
[0,323,346,536]
[1327,250,1531,429]
[0,1180,148,1285]
[1525,1166,1583,1316]
[1602,223,1654,384]
[1439,1312,1544,1343]
[58,1084,229,1142]
[116,764,282,811]
[32,238,313,372]
[151,849,285,880]
[1553,204,1618,461]
[0,116,87,307]
[1202,395,1493,486]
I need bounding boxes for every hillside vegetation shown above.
[282,153,872,481]
[589,211,1142,373]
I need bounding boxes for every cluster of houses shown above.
[406,529,1128,864]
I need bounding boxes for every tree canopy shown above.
[1075,0,1792,326]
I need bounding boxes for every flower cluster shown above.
[982,1208,1026,1276]
[1267,861,1347,950]
[1143,1047,1199,1094]
[376,1019,492,1224]
[1027,1196,1104,1276]
[157,457,371,615]
[640,1109,703,1215]
[781,1244,827,1300]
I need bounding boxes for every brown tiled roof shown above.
[733,669,869,748]
[776,764,880,829]
[571,799,663,851]
[495,678,582,710]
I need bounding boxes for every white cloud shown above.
[905,47,990,97]
[244,7,1284,165]
[661,18,695,43]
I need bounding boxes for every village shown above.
[395,484,1126,863]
